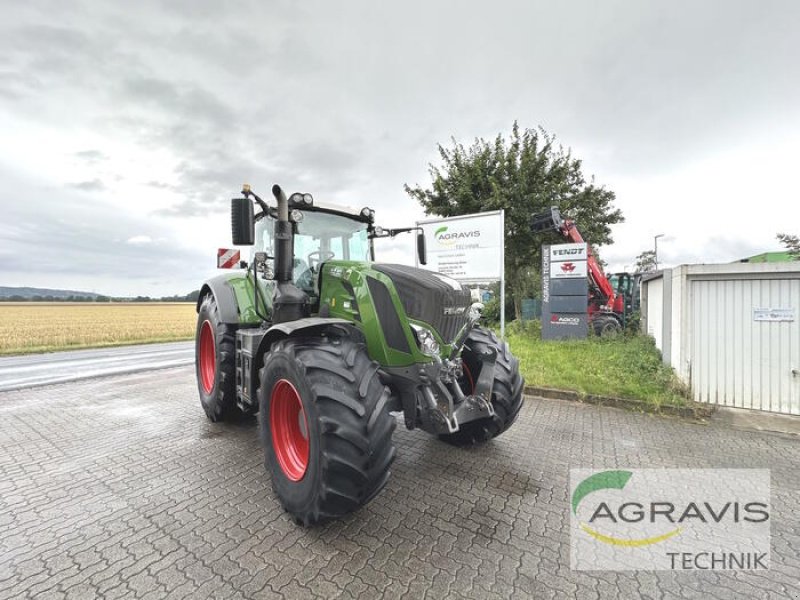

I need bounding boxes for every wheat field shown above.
[0,302,197,355]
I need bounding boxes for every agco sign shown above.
[542,242,589,340]
[550,314,582,326]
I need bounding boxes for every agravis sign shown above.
[417,210,505,335]
[417,211,504,283]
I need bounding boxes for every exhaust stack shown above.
[270,184,310,323]
[272,184,293,284]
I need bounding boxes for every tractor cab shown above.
[609,271,642,316]
[253,201,373,300]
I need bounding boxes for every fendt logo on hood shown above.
[434,226,481,247]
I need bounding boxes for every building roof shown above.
[738,251,795,263]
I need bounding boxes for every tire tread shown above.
[438,326,524,447]
[260,335,396,525]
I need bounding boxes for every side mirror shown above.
[231,197,254,245]
[417,229,427,266]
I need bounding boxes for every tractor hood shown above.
[371,264,472,344]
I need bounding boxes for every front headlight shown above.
[410,323,440,356]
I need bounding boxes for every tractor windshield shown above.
[293,211,370,262]
[254,210,370,293]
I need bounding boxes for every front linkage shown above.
[385,305,499,436]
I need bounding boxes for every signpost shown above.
[416,210,506,336]
[542,243,589,340]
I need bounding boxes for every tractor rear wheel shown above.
[258,334,396,526]
[195,294,242,422]
[440,327,524,447]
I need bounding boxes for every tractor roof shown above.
[313,199,361,216]
[295,199,374,225]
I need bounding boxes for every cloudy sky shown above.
[1,0,798,296]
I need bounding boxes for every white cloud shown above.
[126,235,153,245]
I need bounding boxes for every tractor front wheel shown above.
[439,326,525,447]
[258,335,396,526]
[592,314,622,337]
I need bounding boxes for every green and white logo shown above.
[434,225,480,247]
[572,470,682,547]
[570,469,771,571]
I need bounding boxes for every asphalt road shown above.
[1,365,798,599]
[0,342,194,392]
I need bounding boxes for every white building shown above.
[641,263,800,414]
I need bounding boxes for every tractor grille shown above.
[372,264,471,344]
[366,276,412,354]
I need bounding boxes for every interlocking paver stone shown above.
[1,365,798,599]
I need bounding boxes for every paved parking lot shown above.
[1,366,799,599]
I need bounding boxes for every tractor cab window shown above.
[252,211,369,295]
[348,231,370,263]
[254,215,275,267]
[292,211,370,294]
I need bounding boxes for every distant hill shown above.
[0,287,200,302]
[0,286,100,299]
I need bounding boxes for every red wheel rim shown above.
[270,379,309,481]
[199,320,216,394]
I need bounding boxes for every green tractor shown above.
[195,184,524,525]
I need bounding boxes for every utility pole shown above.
[654,234,665,270]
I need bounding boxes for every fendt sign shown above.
[542,243,589,340]
[550,243,588,279]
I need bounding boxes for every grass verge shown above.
[504,322,690,408]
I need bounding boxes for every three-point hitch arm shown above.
[530,207,617,312]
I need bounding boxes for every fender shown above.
[197,274,242,324]
[255,317,357,360]
[235,318,359,414]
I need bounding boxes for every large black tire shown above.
[439,327,525,447]
[592,314,622,337]
[258,334,396,526]
[195,294,242,422]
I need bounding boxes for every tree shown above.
[635,250,658,272]
[777,233,800,259]
[405,122,623,319]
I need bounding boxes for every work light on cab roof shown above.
[288,192,313,207]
